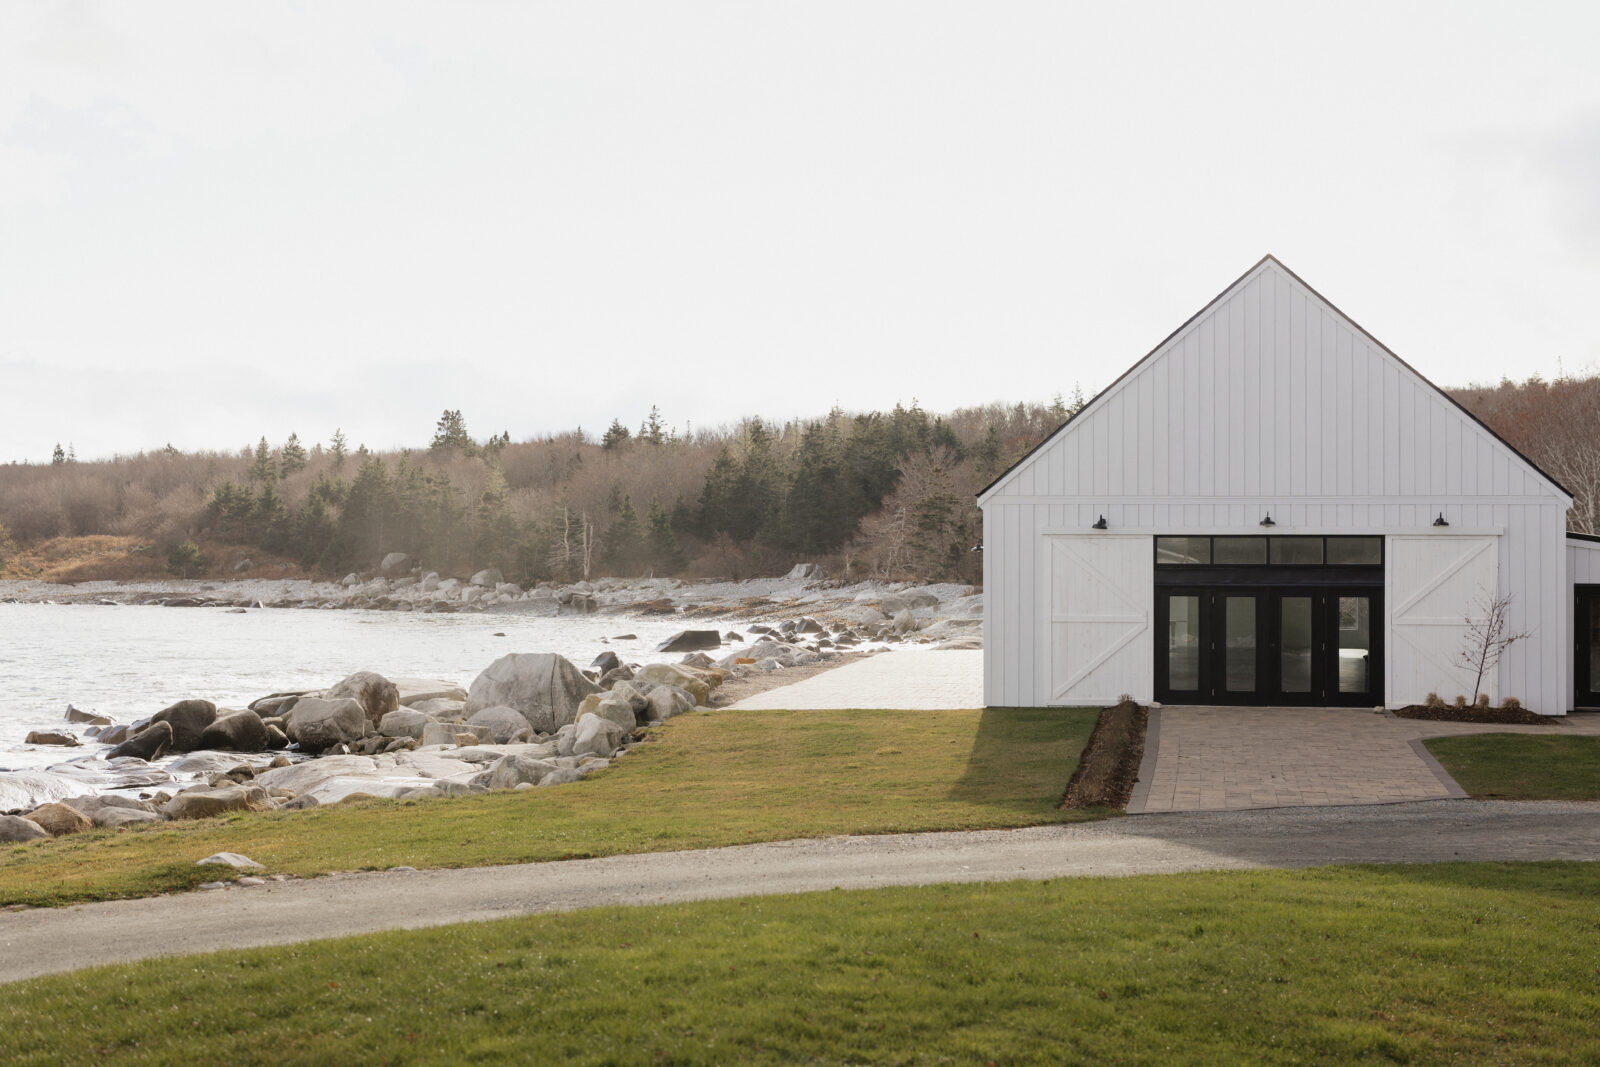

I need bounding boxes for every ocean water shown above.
[0,602,739,773]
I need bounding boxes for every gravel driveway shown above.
[3,799,1594,985]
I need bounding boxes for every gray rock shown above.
[409,696,466,719]
[795,617,825,634]
[378,708,432,739]
[96,723,133,745]
[326,671,400,727]
[537,767,584,787]
[24,802,92,836]
[151,699,219,752]
[598,665,635,688]
[0,816,49,843]
[65,705,112,725]
[106,720,174,761]
[892,609,918,634]
[289,697,370,754]
[635,663,713,705]
[679,652,714,668]
[786,562,825,580]
[380,552,412,575]
[24,731,79,747]
[197,710,269,752]
[654,629,722,653]
[419,572,441,592]
[469,567,503,587]
[571,713,625,759]
[486,754,556,790]
[465,653,600,734]
[576,694,637,733]
[591,650,622,673]
[645,684,694,721]
[420,722,466,747]
[94,807,165,828]
[163,785,273,820]
[723,631,743,642]
[464,705,533,744]
[197,852,264,869]
[391,678,469,704]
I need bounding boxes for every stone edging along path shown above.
[2,799,1596,985]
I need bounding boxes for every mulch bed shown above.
[1060,698,1148,809]
[1391,704,1553,725]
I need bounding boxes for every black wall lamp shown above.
[1091,515,1108,530]
[1433,513,1450,527]
[1259,512,1275,527]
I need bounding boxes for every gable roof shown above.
[977,254,1572,504]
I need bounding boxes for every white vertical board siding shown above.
[978,257,1573,712]
[1564,538,1600,710]
[1046,536,1153,705]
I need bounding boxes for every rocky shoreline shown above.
[0,573,984,839]
[0,566,984,647]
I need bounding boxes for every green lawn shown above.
[1424,734,1600,800]
[0,705,1101,907]
[3,863,1596,1064]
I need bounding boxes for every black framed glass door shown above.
[1156,587,1381,705]
[1575,586,1600,708]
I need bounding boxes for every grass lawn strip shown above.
[2,863,1595,1064]
[0,706,1102,907]
[1424,734,1600,800]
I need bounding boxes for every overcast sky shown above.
[2,2,1597,464]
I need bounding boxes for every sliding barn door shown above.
[1048,536,1152,704]
[1388,535,1498,705]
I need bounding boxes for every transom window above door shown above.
[1156,535,1382,566]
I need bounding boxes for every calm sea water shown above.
[0,603,737,772]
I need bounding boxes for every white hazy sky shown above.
[2,1,1598,463]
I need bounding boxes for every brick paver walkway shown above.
[1127,706,1600,814]
[728,650,983,710]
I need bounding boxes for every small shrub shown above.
[165,539,207,578]
[1452,695,1468,709]
[1503,696,1523,711]
[1475,693,1491,709]
[1424,692,1444,709]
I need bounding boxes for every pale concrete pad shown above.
[3,799,1595,984]
[1129,707,1600,815]
[728,649,983,710]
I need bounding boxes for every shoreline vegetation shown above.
[0,397,1083,593]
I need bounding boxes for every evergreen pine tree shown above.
[696,446,739,537]
[328,428,348,468]
[250,437,276,483]
[51,443,64,466]
[606,495,645,572]
[280,432,308,476]
[639,406,667,446]
[646,498,686,572]
[430,409,475,454]
[601,418,632,451]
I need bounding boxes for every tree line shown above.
[0,398,1080,585]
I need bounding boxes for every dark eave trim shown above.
[1567,531,1600,544]
[976,254,1574,504]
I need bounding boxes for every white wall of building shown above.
[979,257,1572,712]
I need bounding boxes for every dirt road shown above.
[3,799,1595,984]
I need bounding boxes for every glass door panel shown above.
[1223,596,1257,693]
[1589,598,1600,692]
[1279,596,1314,694]
[1337,595,1372,695]
[1167,594,1201,692]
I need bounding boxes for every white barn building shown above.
[978,255,1593,715]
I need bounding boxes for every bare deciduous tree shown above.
[1458,589,1532,704]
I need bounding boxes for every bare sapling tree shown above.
[1458,589,1532,704]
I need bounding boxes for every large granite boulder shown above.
[465,653,600,734]
[289,697,369,754]
[464,705,532,744]
[571,713,625,759]
[151,699,218,752]
[197,710,269,752]
[162,785,273,820]
[635,663,716,706]
[106,720,174,761]
[392,679,468,705]
[590,651,622,674]
[380,552,412,575]
[470,567,503,587]
[486,754,556,790]
[645,685,694,721]
[576,693,638,732]
[0,815,49,843]
[654,630,721,653]
[24,802,92,836]
[326,671,400,727]
[377,708,432,739]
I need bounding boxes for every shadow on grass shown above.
[947,706,1100,814]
